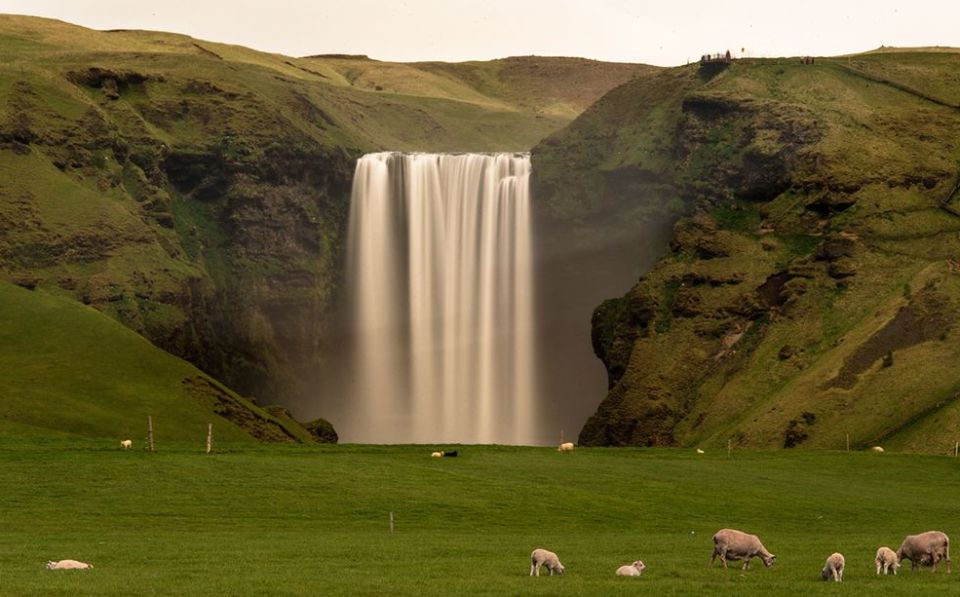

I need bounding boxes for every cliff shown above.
[534,50,960,452]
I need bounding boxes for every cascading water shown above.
[344,152,537,444]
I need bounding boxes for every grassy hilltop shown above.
[1,442,957,596]
[533,50,960,451]
[0,14,650,437]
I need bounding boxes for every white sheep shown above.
[897,530,951,573]
[710,529,777,569]
[871,446,884,453]
[46,560,93,570]
[821,552,845,582]
[875,546,900,575]
[557,442,574,452]
[431,451,443,458]
[696,448,705,454]
[120,439,132,450]
[530,548,565,576]
[615,560,646,576]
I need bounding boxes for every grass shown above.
[0,443,957,596]
[0,281,305,442]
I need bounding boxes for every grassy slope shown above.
[534,51,960,451]
[0,281,312,442]
[0,443,957,596]
[0,14,652,152]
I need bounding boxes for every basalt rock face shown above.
[535,55,960,452]
[0,70,355,414]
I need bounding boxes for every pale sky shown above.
[4,0,959,66]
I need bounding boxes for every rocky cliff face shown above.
[535,53,960,452]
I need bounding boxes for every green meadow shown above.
[1,443,956,596]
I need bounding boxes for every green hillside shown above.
[0,14,650,431]
[0,281,312,442]
[1,443,957,595]
[533,51,960,451]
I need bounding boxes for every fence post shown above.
[147,416,155,452]
[389,511,395,534]
[206,423,213,454]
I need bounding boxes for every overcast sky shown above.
[5,0,959,65]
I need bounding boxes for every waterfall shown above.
[345,152,536,444]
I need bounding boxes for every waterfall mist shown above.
[342,152,536,444]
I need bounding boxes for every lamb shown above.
[871,446,885,453]
[46,560,93,570]
[431,452,443,458]
[557,442,574,452]
[896,531,951,573]
[615,560,646,576]
[120,439,132,449]
[530,548,565,576]
[821,552,845,582]
[710,529,776,569]
[875,546,900,575]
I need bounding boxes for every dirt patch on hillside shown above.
[826,291,953,389]
[181,376,298,442]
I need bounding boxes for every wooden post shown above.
[389,511,394,534]
[206,423,213,454]
[727,439,732,458]
[955,441,958,458]
[846,434,850,452]
[147,416,155,452]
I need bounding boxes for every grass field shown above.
[1,443,957,596]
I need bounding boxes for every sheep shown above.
[821,552,845,582]
[120,439,132,449]
[46,560,93,570]
[696,448,705,454]
[710,529,777,569]
[431,452,443,458]
[530,548,565,576]
[875,546,900,575]
[871,446,884,453]
[897,531,951,573]
[615,560,646,576]
[557,442,574,452]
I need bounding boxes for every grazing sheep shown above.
[442,450,458,457]
[875,546,900,575]
[558,442,574,452]
[431,452,443,458]
[821,552,845,582]
[120,439,132,449]
[530,548,565,576]
[871,446,885,453]
[710,529,777,569]
[46,560,93,570]
[615,560,646,576]
[897,531,951,573]
[696,448,705,454]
